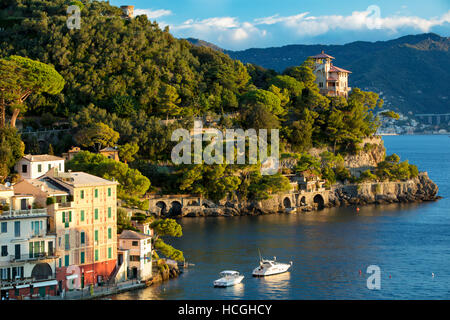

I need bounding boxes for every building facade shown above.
[0,186,58,300]
[15,155,65,180]
[118,230,152,281]
[310,51,352,98]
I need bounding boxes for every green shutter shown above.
[108,207,111,218]
[95,230,98,242]
[69,211,72,222]
[65,255,69,267]
[95,209,98,220]
[108,247,112,259]
[80,232,85,245]
[108,228,111,239]
[29,242,33,258]
[80,190,84,199]
[80,252,85,264]
[80,210,84,222]
[108,188,111,197]
[95,189,98,198]
[95,249,98,261]
[62,212,65,223]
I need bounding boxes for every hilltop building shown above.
[310,51,352,98]
[15,155,65,180]
[120,5,134,18]
[0,185,58,300]
[63,146,120,162]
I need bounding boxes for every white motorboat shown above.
[213,270,245,287]
[252,256,292,277]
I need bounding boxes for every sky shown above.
[109,0,450,50]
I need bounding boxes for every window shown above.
[22,164,27,173]
[62,212,65,223]
[95,249,98,262]
[1,222,6,233]
[108,228,112,240]
[65,234,70,250]
[132,241,138,247]
[64,255,69,267]
[58,163,61,171]
[108,247,112,259]
[48,164,51,171]
[94,230,98,242]
[80,252,85,264]
[80,210,85,222]
[14,221,20,237]
[37,164,42,173]
[59,258,61,268]
[80,190,84,199]
[1,246,7,257]
[108,188,111,197]
[108,207,111,218]
[130,255,140,262]
[94,209,98,220]
[94,189,98,198]
[80,232,85,245]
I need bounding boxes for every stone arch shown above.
[300,196,306,206]
[283,197,292,209]
[31,263,53,280]
[313,194,325,210]
[156,201,167,215]
[169,201,182,216]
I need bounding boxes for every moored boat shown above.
[213,270,244,287]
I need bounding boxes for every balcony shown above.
[0,274,57,289]
[10,252,58,263]
[0,208,47,220]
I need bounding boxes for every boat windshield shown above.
[220,271,239,277]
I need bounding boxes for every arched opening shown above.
[300,196,306,206]
[155,201,167,215]
[313,194,325,210]
[283,197,292,209]
[31,263,52,280]
[169,201,182,216]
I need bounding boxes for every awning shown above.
[66,274,78,280]
[33,280,58,288]
[16,284,30,289]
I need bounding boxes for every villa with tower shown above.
[310,51,352,98]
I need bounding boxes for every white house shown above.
[118,230,152,281]
[0,186,58,299]
[15,155,65,180]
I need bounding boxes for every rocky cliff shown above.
[329,172,439,207]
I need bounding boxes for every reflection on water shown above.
[111,136,450,300]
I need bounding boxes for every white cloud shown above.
[134,8,172,19]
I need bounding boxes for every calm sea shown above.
[111,135,450,300]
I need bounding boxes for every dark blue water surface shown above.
[112,135,450,300]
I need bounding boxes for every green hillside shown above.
[227,33,450,114]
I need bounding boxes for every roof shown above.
[27,177,69,196]
[99,147,118,152]
[22,154,64,162]
[50,171,118,187]
[329,65,352,74]
[310,51,335,59]
[119,229,151,240]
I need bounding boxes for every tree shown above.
[268,75,304,99]
[240,104,280,130]
[158,84,181,121]
[0,127,25,180]
[75,122,119,152]
[0,56,64,127]
[240,89,284,116]
[151,219,184,262]
[118,142,139,164]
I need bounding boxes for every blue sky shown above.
[109,0,450,50]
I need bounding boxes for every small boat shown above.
[252,254,292,277]
[213,270,244,287]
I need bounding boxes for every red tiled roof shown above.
[310,51,335,59]
[329,65,352,73]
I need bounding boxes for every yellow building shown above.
[13,168,119,290]
[310,51,352,98]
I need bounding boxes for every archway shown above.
[283,197,292,209]
[155,201,167,215]
[313,194,325,210]
[169,201,182,216]
[300,196,306,206]
[31,263,52,280]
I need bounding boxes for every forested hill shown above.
[226,33,450,114]
[0,0,250,117]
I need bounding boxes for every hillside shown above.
[226,33,450,114]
